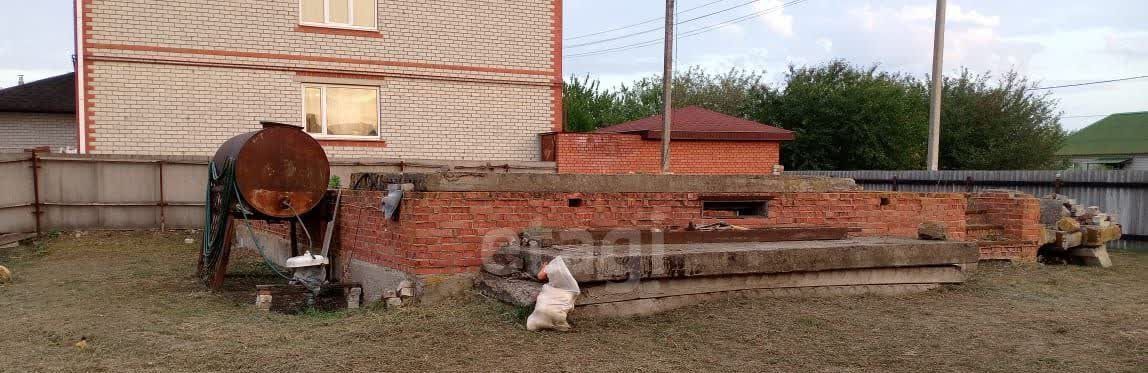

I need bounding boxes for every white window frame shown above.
[299,0,378,31]
[301,83,381,140]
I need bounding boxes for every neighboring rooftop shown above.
[1057,111,1148,156]
[596,106,795,141]
[0,73,76,114]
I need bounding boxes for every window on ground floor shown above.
[300,0,377,30]
[302,84,380,139]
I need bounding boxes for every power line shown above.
[566,0,766,49]
[565,0,728,41]
[1061,114,1112,119]
[1028,75,1148,91]
[568,0,810,58]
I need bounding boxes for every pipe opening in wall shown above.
[567,198,584,208]
[880,197,892,206]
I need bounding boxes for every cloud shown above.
[816,37,833,53]
[1104,31,1148,58]
[754,0,795,37]
[842,2,1036,75]
[894,4,1000,27]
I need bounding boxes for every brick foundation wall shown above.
[0,113,77,153]
[967,191,1044,262]
[550,133,782,174]
[321,190,968,275]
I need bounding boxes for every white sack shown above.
[526,257,580,331]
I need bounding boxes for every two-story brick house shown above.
[75,0,562,160]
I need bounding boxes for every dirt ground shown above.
[1,231,1146,372]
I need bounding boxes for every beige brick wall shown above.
[88,62,552,160]
[0,113,78,153]
[81,0,561,160]
[86,0,556,72]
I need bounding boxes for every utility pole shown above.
[926,0,946,171]
[661,0,675,174]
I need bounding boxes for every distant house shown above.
[0,73,77,153]
[1058,112,1148,171]
[541,106,795,174]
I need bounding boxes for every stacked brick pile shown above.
[1038,194,1123,267]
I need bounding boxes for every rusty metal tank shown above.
[212,121,330,218]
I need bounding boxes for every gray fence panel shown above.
[790,170,1148,236]
[0,154,556,234]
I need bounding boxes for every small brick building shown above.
[541,106,794,174]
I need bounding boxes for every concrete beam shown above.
[351,172,860,193]
[575,265,966,305]
[515,238,978,283]
[571,284,941,318]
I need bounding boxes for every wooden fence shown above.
[0,151,555,235]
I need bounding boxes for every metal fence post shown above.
[24,148,43,237]
[892,176,899,192]
[158,160,166,231]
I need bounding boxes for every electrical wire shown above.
[567,0,810,58]
[565,0,729,41]
[566,0,767,49]
[1027,75,1148,91]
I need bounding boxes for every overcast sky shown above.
[2,0,1145,131]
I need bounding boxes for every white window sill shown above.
[298,22,379,32]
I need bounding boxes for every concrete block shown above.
[1082,225,1122,247]
[571,284,941,318]
[1057,217,1081,232]
[575,266,966,306]
[1039,198,1070,225]
[402,173,861,193]
[475,273,542,307]
[515,238,979,283]
[1070,245,1112,268]
[347,259,412,304]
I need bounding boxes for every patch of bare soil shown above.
[1,231,1146,372]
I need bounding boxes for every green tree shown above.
[562,75,619,132]
[936,70,1067,169]
[750,60,929,170]
[562,67,766,131]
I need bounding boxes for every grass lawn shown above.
[1,231,1146,372]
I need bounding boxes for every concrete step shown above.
[572,284,943,318]
[513,237,978,283]
[480,238,980,317]
[576,265,967,306]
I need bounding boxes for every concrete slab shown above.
[576,265,965,305]
[351,172,860,193]
[513,238,978,283]
[571,284,941,318]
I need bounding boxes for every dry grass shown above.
[1,231,1146,372]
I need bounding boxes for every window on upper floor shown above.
[303,84,380,139]
[300,0,377,30]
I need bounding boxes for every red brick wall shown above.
[967,191,1043,262]
[551,133,781,174]
[326,190,968,275]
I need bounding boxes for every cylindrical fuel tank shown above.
[213,122,330,218]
